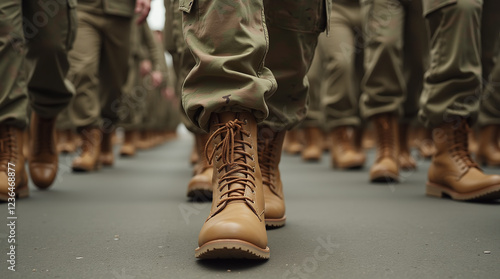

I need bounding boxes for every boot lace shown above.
[258,137,276,191]
[376,119,394,159]
[449,121,479,170]
[205,120,256,210]
[33,118,55,155]
[0,126,16,171]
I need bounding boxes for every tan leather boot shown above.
[370,113,399,182]
[72,128,102,172]
[57,130,77,154]
[301,127,323,162]
[187,133,213,200]
[135,130,148,150]
[28,113,58,189]
[258,126,286,228]
[120,130,138,157]
[330,126,366,169]
[0,126,29,201]
[427,120,500,201]
[476,125,500,167]
[195,112,269,259]
[283,129,303,155]
[100,131,114,166]
[23,130,29,158]
[416,127,435,159]
[398,123,417,170]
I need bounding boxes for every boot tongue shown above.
[225,132,249,201]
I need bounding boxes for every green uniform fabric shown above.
[306,1,363,131]
[181,0,328,132]
[418,0,500,128]
[0,0,77,128]
[78,0,135,17]
[479,47,500,126]
[360,0,428,122]
[120,21,162,131]
[302,48,325,129]
[67,7,133,130]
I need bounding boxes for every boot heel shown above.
[426,183,443,198]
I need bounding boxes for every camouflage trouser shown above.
[305,1,364,131]
[180,0,329,132]
[0,0,77,128]
[418,0,500,128]
[360,0,428,122]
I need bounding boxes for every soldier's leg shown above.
[320,1,366,169]
[0,0,28,200]
[419,0,500,201]
[360,0,405,182]
[476,0,500,166]
[301,46,324,162]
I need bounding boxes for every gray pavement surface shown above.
[1,131,499,279]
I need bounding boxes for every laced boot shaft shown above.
[100,130,114,166]
[0,126,28,201]
[330,126,366,169]
[427,119,500,201]
[370,113,399,182]
[29,113,58,189]
[398,123,417,170]
[196,112,268,259]
[302,127,323,161]
[187,133,213,199]
[476,125,500,166]
[72,128,102,172]
[258,126,286,227]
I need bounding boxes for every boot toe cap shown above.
[29,163,57,189]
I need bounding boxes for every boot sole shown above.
[426,182,500,201]
[195,239,270,259]
[72,163,102,172]
[265,216,286,228]
[187,188,213,201]
[370,171,399,183]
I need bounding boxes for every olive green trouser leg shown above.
[119,58,146,131]
[419,0,483,128]
[0,0,76,128]
[301,47,324,129]
[261,0,327,131]
[321,1,363,131]
[68,11,131,130]
[181,0,277,132]
[477,0,500,127]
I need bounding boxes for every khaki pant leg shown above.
[25,0,77,119]
[477,0,500,126]
[322,2,363,131]
[67,11,103,129]
[301,47,324,129]
[99,16,131,132]
[418,0,482,128]
[119,58,143,131]
[181,0,277,132]
[262,0,327,131]
[401,0,428,122]
[56,106,74,130]
[360,0,406,119]
[0,0,27,128]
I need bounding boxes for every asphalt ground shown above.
[1,130,499,279]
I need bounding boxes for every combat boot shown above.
[416,127,435,159]
[0,126,28,201]
[195,112,269,259]
[100,131,114,166]
[72,128,102,172]
[476,125,500,167]
[330,126,366,169]
[283,129,303,155]
[370,113,399,182]
[28,112,58,189]
[189,140,199,165]
[398,123,417,170]
[258,125,286,228]
[427,120,500,201]
[187,133,213,200]
[57,129,77,154]
[301,127,323,162]
[120,130,138,157]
